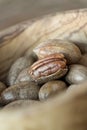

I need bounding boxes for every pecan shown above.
[33,39,82,64]
[29,53,68,84]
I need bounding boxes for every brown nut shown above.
[39,80,67,101]
[33,39,82,64]
[1,81,40,105]
[29,53,68,84]
[3,100,40,110]
[78,53,87,67]
[15,68,31,84]
[65,64,87,84]
[0,82,6,95]
[7,56,35,86]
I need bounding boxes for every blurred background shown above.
[0,0,87,30]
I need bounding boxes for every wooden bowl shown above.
[0,8,87,130]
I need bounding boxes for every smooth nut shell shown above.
[65,64,87,84]
[33,39,82,64]
[7,56,35,86]
[39,80,67,101]
[1,81,40,104]
[15,68,31,84]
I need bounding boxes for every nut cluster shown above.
[0,39,87,109]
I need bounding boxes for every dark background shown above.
[0,0,87,30]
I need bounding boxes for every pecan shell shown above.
[29,53,68,84]
[33,39,82,64]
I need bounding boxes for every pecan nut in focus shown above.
[29,53,68,84]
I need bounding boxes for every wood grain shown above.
[0,9,87,81]
[0,0,87,31]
